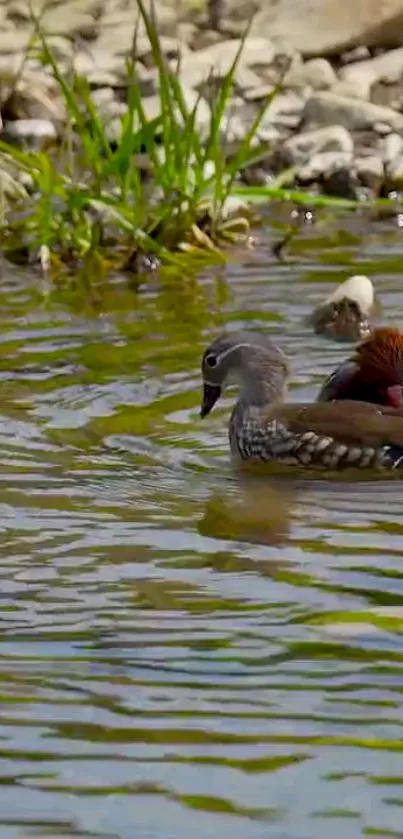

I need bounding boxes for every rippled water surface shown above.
[3,213,403,839]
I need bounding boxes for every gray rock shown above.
[330,78,371,100]
[3,118,58,147]
[257,124,281,144]
[340,46,371,65]
[0,28,32,54]
[260,90,307,130]
[283,125,354,166]
[297,150,353,182]
[41,4,97,38]
[339,47,403,95]
[250,0,403,57]
[373,121,396,135]
[284,58,337,90]
[334,46,403,101]
[381,132,403,165]
[355,154,384,189]
[303,92,403,131]
[91,87,116,110]
[176,38,293,89]
[244,84,276,102]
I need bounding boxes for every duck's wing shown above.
[316,359,358,402]
[265,400,403,470]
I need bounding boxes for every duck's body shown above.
[200,330,403,473]
[310,275,375,342]
[318,327,403,408]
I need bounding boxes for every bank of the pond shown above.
[2,0,403,276]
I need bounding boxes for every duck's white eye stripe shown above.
[215,342,286,365]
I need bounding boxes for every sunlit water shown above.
[2,213,403,838]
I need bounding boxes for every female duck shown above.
[200,330,403,471]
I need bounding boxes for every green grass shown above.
[0,1,282,281]
[0,0,400,284]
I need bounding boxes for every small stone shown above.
[220,195,250,219]
[3,118,57,147]
[41,6,97,38]
[340,46,371,65]
[177,37,290,89]
[303,92,403,132]
[381,132,403,165]
[297,150,353,182]
[321,166,359,199]
[374,121,395,135]
[260,90,307,129]
[283,125,353,166]
[257,124,281,144]
[91,87,116,109]
[244,83,276,102]
[0,27,31,53]
[88,71,123,88]
[355,154,384,190]
[331,78,372,100]
[284,58,337,90]
[340,47,403,94]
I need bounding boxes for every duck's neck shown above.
[236,360,287,409]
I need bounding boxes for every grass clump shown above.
[0,0,282,282]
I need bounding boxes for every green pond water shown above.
[2,209,403,839]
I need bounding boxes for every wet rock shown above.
[320,166,360,199]
[250,0,403,58]
[284,58,337,90]
[303,92,403,131]
[355,154,384,190]
[2,118,58,148]
[297,151,353,183]
[380,132,403,165]
[283,125,353,166]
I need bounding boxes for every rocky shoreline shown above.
[3,0,403,202]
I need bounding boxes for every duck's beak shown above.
[200,383,221,418]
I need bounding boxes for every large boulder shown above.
[250,0,403,57]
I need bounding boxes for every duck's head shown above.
[318,327,403,407]
[200,331,288,418]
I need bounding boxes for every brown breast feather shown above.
[267,400,403,448]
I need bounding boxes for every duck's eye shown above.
[205,354,217,368]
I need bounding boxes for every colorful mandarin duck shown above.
[200,329,403,472]
[309,274,375,342]
[317,327,403,408]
